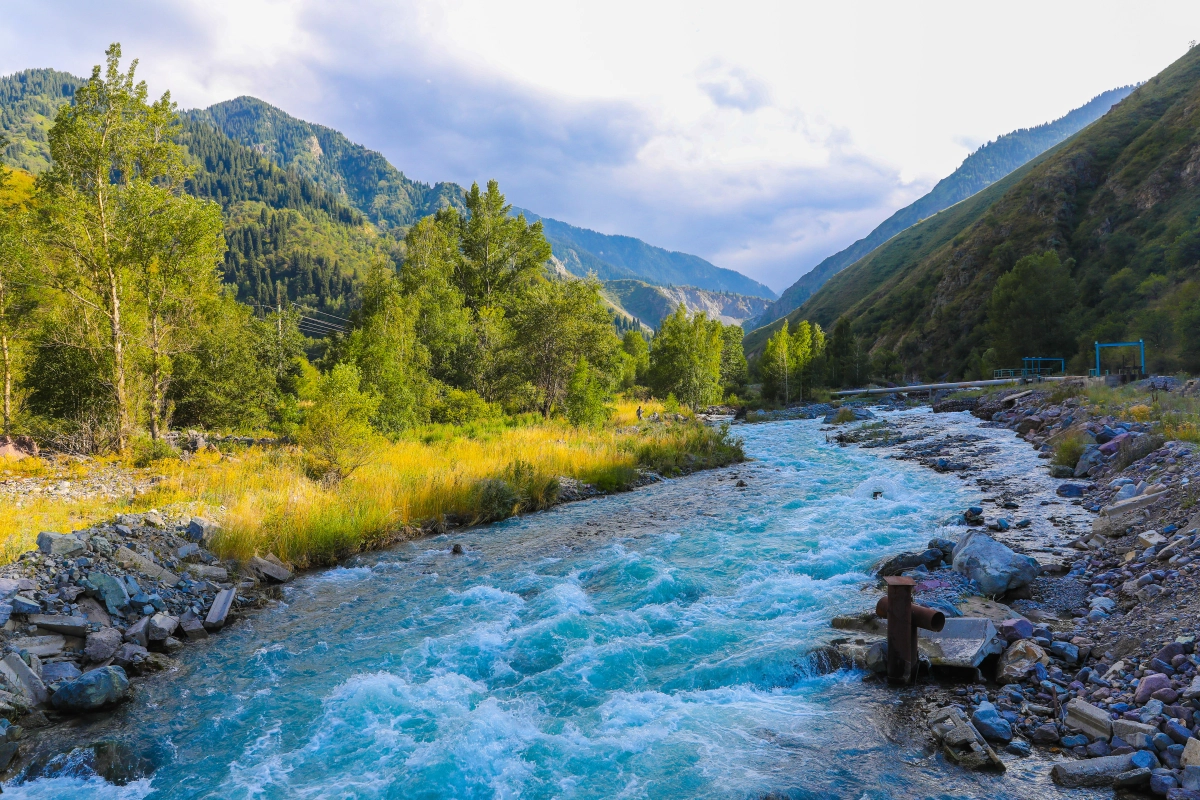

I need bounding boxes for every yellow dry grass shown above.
[0,401,743,567]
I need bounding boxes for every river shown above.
[9,411,1102,799]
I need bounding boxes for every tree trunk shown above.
[1,333,10,437]
[108,266,128,453]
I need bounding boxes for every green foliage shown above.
[648,305,723,411]
[985,251,1077,367]
[1052,436,1086,469]
[430,387,498,426]
[507,276,619,416]
[457,181,552,308]
[130,433,178,468]
[719,324,748,392]
[564,358,611,428]
[297,362,379,482]
[627,422,745,477]
[761,318,825,401]
[620,329,650,388]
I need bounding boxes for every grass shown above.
[1052,436,1086,468]
[0,401,744,568]
[1082,383,1200,445]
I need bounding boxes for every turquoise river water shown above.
[9,413,1103,799]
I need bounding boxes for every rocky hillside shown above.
[748,84,1137,332]
[602,280,772,328]
[750,47,1200,377]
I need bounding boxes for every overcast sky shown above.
[3,1,1199,292]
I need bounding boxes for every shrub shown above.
[1128,404,1152,422]
[430,388,499,426]
[564,358,611,428]
[130,435,179,468]
[833,407,857,424]
[662,393,681,414]
[298,364,380,483]
[472,478,519,523]
[1052,436,1086,468]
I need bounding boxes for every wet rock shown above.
[1056,483,1087,498]
[50,666,129,712]
[1031,723,1060,744]
[951,531,1039,596]
[84,628,123,662]
[1005,741,1031,756]
[1113,767,1152,789]
[877,549,943,576]
[970,702,1012,742]
[1052,753,1136,787]
[23,739,153,785]
[179,615,209,641]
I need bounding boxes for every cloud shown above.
[697,63,771,112]
[3,0,1194,293]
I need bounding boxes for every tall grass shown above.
[0,405,744,568]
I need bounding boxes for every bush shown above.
[130,434,179,468]
[472,478,519,523]
[662,393,681,414]
[298,364,380,483]
[1052,436,1086,468]
[564,358,611,428]
[833,407,857,424]
[430,388,499,426]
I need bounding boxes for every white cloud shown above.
[2,0,1198,291]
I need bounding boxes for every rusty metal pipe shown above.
[875,577,946,684]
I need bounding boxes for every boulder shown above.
[877,549,943,576]
[36,532,86,558]
[995,638,1049,683]
[204,589,236,632]
[0,653,47,705]
[84,628,123,662]
[247,555,292,583]
[27,614,88,637]
[40,661,81,685]
[971,702,1013,742]
[1113,767,1152,789]
[952,531,1039,596]
[186,517,220,546]
[179,615,209,641]
[185,564,228,583]
[998,618,1034,643]
[1066,698,1112,741]
[49,666,129,712]
[124,617,149,648]
[1056,483,1087,498]
[147,614,178,642]
[10,595,40,615]
[1136,673,1172,704]
[1183,738,1200,768]
[88,572,130,615]
[1031,723,1060,744]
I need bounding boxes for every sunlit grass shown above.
[0,406,744,568]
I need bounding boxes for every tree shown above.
[986,250,1077,367]
[0,142,37,436]
[564,357,610,427]
[827,317,853,388]
[790,319,825,400]
[619,328,650,389]
[719,324,748,394]
[400,213,471,383]
[34,44,188,451]
[649,304,723,411]
[760,324,791,404]
[298,362,379,483]
[127,184,225,439]
[342,260,432,434]
[456,181,551,309]
[508,277,618,417]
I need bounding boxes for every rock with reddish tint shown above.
[1154,688,1181,704]
[1136,673,1173,704]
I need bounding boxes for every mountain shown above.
[747,84,1138,331]
[753,46,1200,377]
[190,97,774,299]
[515,209,776,299]
[601,280,772,328]
[0,69,390,320]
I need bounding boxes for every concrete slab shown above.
[919,618,1004,669]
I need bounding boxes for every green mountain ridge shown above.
[748,84,1138,331]
[756,46,1200,378]
[187,97,775,299]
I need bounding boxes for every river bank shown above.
[0,409,1099,798]
[0,417,745,786]
[814,382,1200,797]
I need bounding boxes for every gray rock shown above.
[951,531,1039,596]
[0,653,47,705]
[176,543,200,561]
[1150,770,1179,795]
[90,535,114,557]
[186,564,228,582]
[1050,640,1080,664]
[1065,698,1112,741]
[1051,753,1136,787]
[49,666,129,712]
[1113,767,1152,788]
[88,572,130,615]
[186,517,219,546]
[27,614,88,637]
[247,555,292,583]
[1074,447,1103,478]
[84,628,123,662]
[147,614,178,642]
[36,532,85,558]
[1031,723,1060,744]
[204,588,236,631]
[124,617,149,648]
[179,615,209,641]
[40,661,81,685]
[0,578,20,601]
[970,702,1012,742]
[112,643,149,672]
[10,595,40,615]
[877,549,943,576]
[142,511,165,528]
[0,741,17,771]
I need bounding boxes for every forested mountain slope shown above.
[758,47,1200,378]
[748,84,1137,330]
[189,96,774,299]
[0,69,391,317]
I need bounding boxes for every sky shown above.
[3,1,1199,293]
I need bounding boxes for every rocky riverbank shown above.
[821,383,1200,797]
